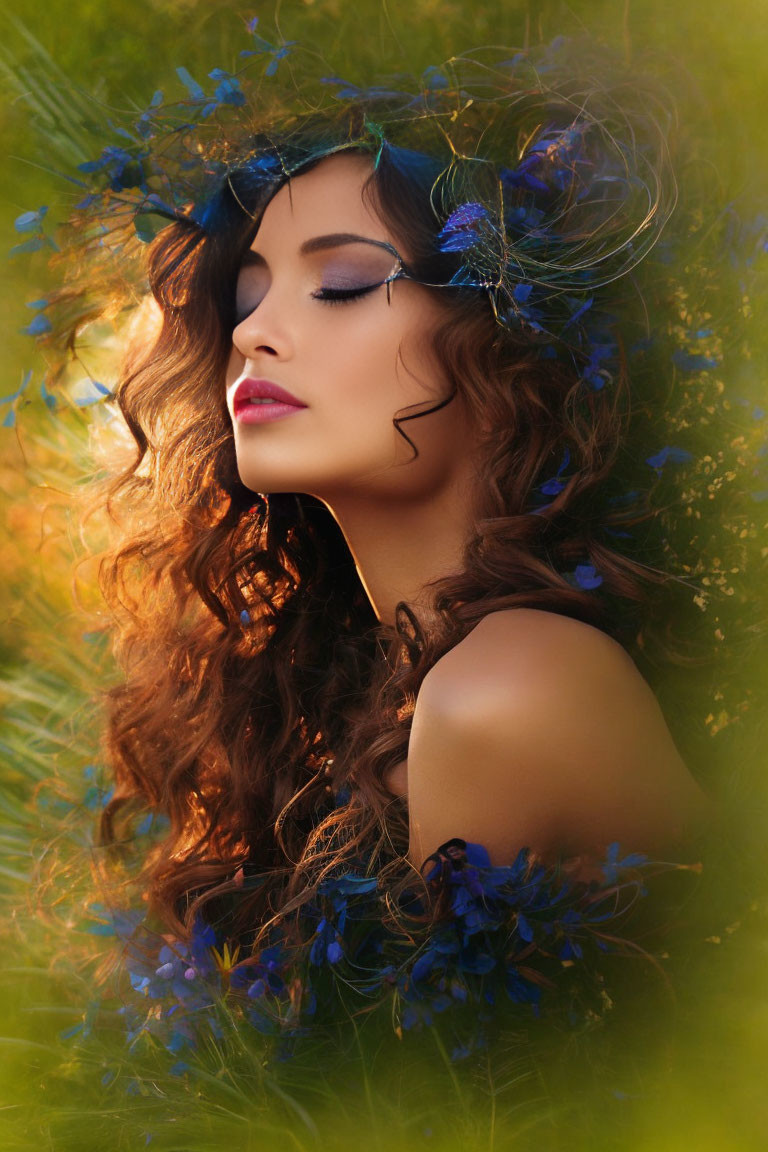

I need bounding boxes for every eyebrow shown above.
[239,232,390,267]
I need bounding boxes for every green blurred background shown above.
[0,1,766,1149]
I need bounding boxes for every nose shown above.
[232,291,293,361]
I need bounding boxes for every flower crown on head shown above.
[8,30,680,413]
[11,25,767,554]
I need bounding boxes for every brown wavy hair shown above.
[96,104,673,953]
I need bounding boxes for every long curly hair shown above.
[95,79,680,953]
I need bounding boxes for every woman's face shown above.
[225,152,477,504]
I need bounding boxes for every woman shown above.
[224,149,711,872]
[77,42,719,1042]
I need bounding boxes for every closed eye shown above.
[233,283,386,326]
[312,283,384,305]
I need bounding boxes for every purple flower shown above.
[437,202,489,253]
[572,564,603,590]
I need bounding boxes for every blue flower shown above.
[437,202,489,253]
[21,313,52,337]
[411,949,439,982]
[516,912,535,943]
[645,445,694,475]
[105,817,680,1057]
[240,21,297,75]
[539,447,571,496]
[558,937,583,961]
[175,66,206,101]
[512,282,534,304]
[562,295,594,330]
[15,207,48,233]
[500,157,550,196]
[10,207,56,257]
[421,65,448,91]
[580,340,617,390]
[456,949,495,976]
[326,940,344,965]
[442,202,489,231]
[78,146,148,193]
[201,69,247,118]
[600,842,648,886]
[309,917,342,966]
[572,564,603,590]
[505,203,546,231]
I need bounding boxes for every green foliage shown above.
[0,3,767,1149]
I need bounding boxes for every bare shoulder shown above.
[407,609,714,868]
[420,608,643,717]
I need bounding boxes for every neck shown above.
[321,469,479,631]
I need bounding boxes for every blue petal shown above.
[14,207,48,233]
[74,194,101,211]
[439,230,480,253]
[21,314,52,336]
[73,380,112,406]
[573,564,603,590]
[422,66,448,90]
[0,375,29,405]
[412,949,438,982]
[562,295,594,329]
[463,842,491,867]
[9,236,46,256]
[646,445,694,471]
[516,912,535,942]
[40,380,57,410]
[326,940,343,964]
[175,67,206,101]
[441,202,489,233]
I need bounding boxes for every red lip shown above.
[232,377,308,415]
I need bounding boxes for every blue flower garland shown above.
[91,835,699,1064]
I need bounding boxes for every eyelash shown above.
[312,284,380,305]
[234,283,380,325]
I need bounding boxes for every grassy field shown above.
[1,2,767,1148]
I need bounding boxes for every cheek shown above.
[321,306,439,408]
